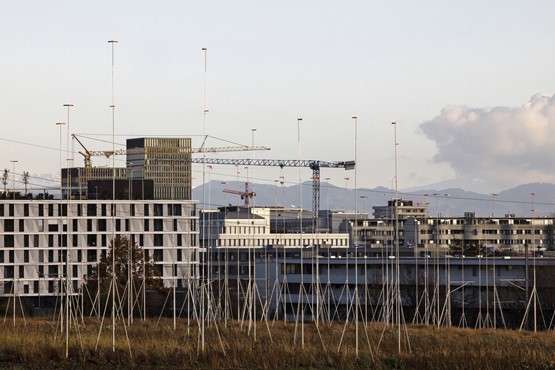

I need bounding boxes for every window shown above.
[87,249,97,262]
[4,266,14,279]
[154,234,163,246]
[4,219,14,232]
[88,234,97,247]
[4,235,14,248]
[24,204,29,217]
[48,265,58,277]
[19,219,24,232]
[154,219,163,231]
[87,204,97,216]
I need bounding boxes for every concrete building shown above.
[0,198,199,304]
[200,206,350,251]
[254,251,549,327]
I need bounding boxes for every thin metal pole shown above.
[63,103,73,359]
[353,116,359,356]
[297,117,304,348]
[10,159,18,328]
[108,39,118,352]
[392,121,401,353]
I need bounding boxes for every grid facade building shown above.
[0,199,199,298]
[127,137,192,200]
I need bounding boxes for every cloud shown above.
[420,93,555,189]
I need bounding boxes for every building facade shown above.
[127,137,192,200]
[0,199,199,300]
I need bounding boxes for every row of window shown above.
[2,230,196,249]
[213,238,347,247]
[2,217,193,234]
[0,202,190,218]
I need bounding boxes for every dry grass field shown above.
[0,318,554,369]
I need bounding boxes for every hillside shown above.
[193,181,555,217]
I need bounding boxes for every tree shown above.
[85,235,165,315]
[449,238,483,257]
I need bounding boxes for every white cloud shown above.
[420,93,555,190]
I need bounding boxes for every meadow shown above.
[0,318,554,369]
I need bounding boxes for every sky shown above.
[1,1,555,194]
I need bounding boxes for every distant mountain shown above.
[26,172,60,195]
[193,181,555,218]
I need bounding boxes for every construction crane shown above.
[190,158,355,232]
[223,182,256,206]
[87,145,271,158]
[71,134,93,180]
[71,134,271,177]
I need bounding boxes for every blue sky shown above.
[2,1,555,193]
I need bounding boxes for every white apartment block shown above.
[201,206,350,249]
[0,199,199,298]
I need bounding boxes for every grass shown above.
[0,317,554,369]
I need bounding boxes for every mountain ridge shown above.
[193,181,555,217]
